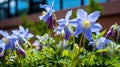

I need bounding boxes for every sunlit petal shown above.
[91,23,102,32]
[83,28,92,40]
[65,10,72,20]
[77,9,87,20]
[69,19,78,27]
[88,11,100,22]
[74,20,83,37]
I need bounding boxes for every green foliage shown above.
[87,0,103,14]
[97,30,106,39]
[21,14,47,35]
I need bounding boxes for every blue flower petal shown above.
[91,23,102,32]
[39,13,49,22]
[39,1,54,12]
[87,11,100,22]
[47,16,55,29]
[65,10,72,20]
[56,25,65,34]
[64,27,71,40]
[0,30,9,37]
[105,39,111,44]
[69,19,78,27]
[96,44,103,50]
[19,26,25,32]
[39,4,50,12]
[88,41,94,46]
[0,40,5,50]
[77,9,87,20]
[27,33,33,38]
[83,28,92,40]
[99,37,105,42]
[57,19,66,25]
[74,20,83,37]
[51,1,55,12]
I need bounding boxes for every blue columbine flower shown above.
[55,10,78,40]
[0,26,31,57]
[0,30,16,50]
[88,32,111,50]
[11,26,33,45]
[39,1,55,29]
[0,30,16,57]
[74,9,102,40]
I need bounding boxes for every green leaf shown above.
[92,33,96,39]
[97,30,106,39]
[112,63,120,67]
[97,47,110,53]
[88,54,96,65]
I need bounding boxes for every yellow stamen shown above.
[42,11,46,15]
[3,38,9,44]
[82,20,91,28]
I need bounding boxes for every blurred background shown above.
[0,0,120,33]
[0,0,108,20]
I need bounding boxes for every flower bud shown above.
[17,47,26,57]
[106,23,119,41]
[15,42,26,57]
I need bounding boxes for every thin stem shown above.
[73,34,84,67]
[61,34,64,57]
[112,41,115,57]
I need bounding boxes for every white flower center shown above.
[95,41,99,46]
[42,11,46,15]
[82,20,91,28]
[3,38,9,44]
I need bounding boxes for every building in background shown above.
[0,0,108,20]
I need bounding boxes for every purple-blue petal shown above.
[83,28,92,40]
[105,29,113,39]
[39,12,49,22]
[74,20,83,37]
[19,26,25,32]
[96,44,103,50]
[0,30,9,37]
[47,16,55,29]
[17,46,26,57]
[56,25,65,34]
[69,19,78,27]
[87,11,100,22]
[77,9,87,20]
[91,23,102,32]
[57,19,66,25]
[39,4,50,11]
[65,10,72,20]
[88,41,94,46]
[64,27,71,40]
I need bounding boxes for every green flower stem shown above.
[112,40,115,57]
[72,34,75,45]
[73,34,84,67]
[61,34,64,56]
[82,35,86,51]
[88,40,95,66]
